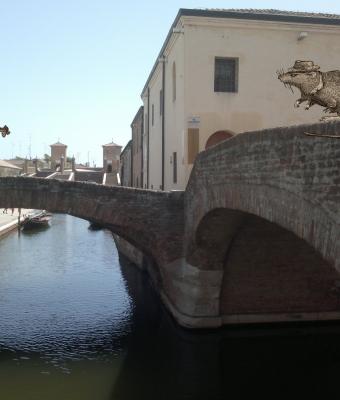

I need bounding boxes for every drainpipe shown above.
[141,109,144,188]
[130,144,133,187]
[159,55,166,191]
[147,87,150,189]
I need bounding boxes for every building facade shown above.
[120,140,132,187]
[131,106,144,188]
[103,142,122,174]
[50,141,67,170]
[141,8,340,190]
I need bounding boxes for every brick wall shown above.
[185,120,340,272]
[0,178,184,267]
[220,214,340,315]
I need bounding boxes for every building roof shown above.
[130,106,144,128]
[141,8,340,96]
[0,160,22,170]
[120,140,132,158]
[5,158,25,166]
[103,141,122,147]
[50,141,67,147]
[200,8,340,20]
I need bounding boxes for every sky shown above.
[1,0,340,165]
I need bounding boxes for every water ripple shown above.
[0,214,133,369]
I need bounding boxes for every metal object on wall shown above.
[0,125,10,138]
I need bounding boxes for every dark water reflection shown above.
[0,214,340,399]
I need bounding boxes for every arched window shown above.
[205,130,234,149]
[172,62,176,102]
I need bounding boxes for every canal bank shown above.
[0,209,28,237]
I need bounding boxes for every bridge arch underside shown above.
[190,208,340,325]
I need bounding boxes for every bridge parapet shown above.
[0,177,185,267]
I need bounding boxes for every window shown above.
[172,62,176,102]
[152,104,154,126]
[144,113,148,134]
[187,128,199,164]
[173,152,177,183]
[214,57,238,92]
[160,89,163,115]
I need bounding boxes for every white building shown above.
[141,8,340,190]
[0,160,22,177]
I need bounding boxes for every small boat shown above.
[21,211,52,230]
[88,222,104,231]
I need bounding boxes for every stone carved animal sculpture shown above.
[277,60,340,121]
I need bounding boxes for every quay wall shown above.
[0,218,19,237]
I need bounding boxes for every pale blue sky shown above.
[1,0,340,165]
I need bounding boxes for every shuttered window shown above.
[188,128,199,164]
[172,62,176,102]
[214,57,238,92]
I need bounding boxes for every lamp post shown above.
[0,125,10,138]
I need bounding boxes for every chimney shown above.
[24,158,28,174]
[60,155,65,174]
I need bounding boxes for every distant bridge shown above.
[0,121,339,328]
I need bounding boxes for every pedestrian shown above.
[11,208,14,215]
[3,208,7,214]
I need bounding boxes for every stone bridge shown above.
[0,121,340,328]
[0,178,184,268]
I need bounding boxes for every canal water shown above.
[1,214,340,399]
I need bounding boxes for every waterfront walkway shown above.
[0,208,33,237]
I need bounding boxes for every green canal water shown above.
[1,214,340,399]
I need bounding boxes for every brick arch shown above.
[191,207,340,323]
[185,122,340,273]
[174,121,340,326]
[205,130,234,149]
[0,177,184,268]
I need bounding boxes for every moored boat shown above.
[21,211,52,230]
[88,222,104,230]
